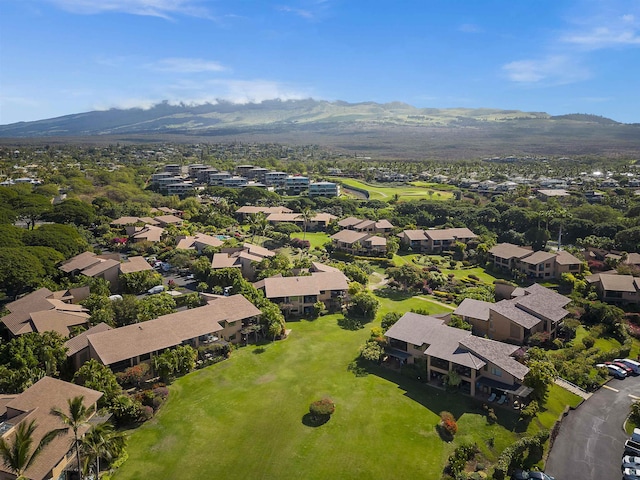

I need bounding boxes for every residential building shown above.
[308,181,340,197]
[255,271,349,315]
[489,243,582,279]
[60,252,153,290]
[1,287,90,337]
[175,233,224,252]
[208,172,233,186]
[330,230,387,256]
[188,164,209,178]
[285,176,310,193]
[385,312,530,399]
[59,251,121,287]
[537,189,570,201]
[247,167,269,182]
[195,168,220,184]
[587,273,640,304]
[337,217,395,234]
[164,164,182,174]
[165,181,195,196]
[128,225,165,243]
[235,206,293,219]
[79,295,261,371]
[0,377,102,480]
[235,165,256,177]
[264,171,288,187]
[223,176,249,188]
[453,283,570,343]
[265,212,337,231]
[398,227,477,252]
[211,243,275,280]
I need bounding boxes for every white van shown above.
[147,285,165,295]
[615,358,640,374]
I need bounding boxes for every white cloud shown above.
[276,1,330,20]
[561,4,640,49]
[458,23,483,34]
[563,27,640,48]
[148,58,227,73]
[91,78,312,112]
[46,0,213,20]
[502,55,590,84]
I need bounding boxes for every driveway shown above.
[546,374,640,480]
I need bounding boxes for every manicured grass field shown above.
[291,231,330,250]
[375,289,453,316]
[332,177,454,202]
[115,304,579,479]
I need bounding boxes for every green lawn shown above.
[573,325,623,351]
[331,177,454,202]
[291,231,330,250]
[375,289,453,316]
[440,266,499,284]
[114,295,579,479]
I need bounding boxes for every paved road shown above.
[546,374,639,480]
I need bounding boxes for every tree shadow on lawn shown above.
[301,413,331,428]
[367,364,523,433]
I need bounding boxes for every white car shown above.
[616,358,640,374]
[596,363,627,379]
[623,456,640,470]
[147,285,165,295]
[623,467,640,480]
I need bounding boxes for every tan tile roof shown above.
[310,262,341,273]
[119,256,153,274]
[137,216,160,225]
[598,273,638,293]
[2,377,102,480]
[400,229,428,241]
[87,295,260,365]
[311,213,337,223]
[130,225,164,242]
[453,298,492,321]
[80,258,120,277]
[425,227,477,241]
[243,243,275,258]
[374,219,394,230]
[337,216,363,228]
[555,250,582,265]
[176,233,224,250]
[59,251,102,273]
[491,300,541,329]
[489,243,532,259]
[261,272,348,298]
[519,251,556,265]
[364,235,387,246]
[2,288,55,336]
[111,216,144,225]
[459,336,528,381]
[330,230,369,244]
[236,206,292,214]
[266,213,302,222]
[65,322,113,357]
[29,310,89,337]
[153,214,182,225]
[212,253,241,269]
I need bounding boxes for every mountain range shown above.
[1,99,639,160]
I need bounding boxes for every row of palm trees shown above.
[0,396,125,480]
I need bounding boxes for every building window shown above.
[491,367,502,377]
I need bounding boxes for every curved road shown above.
[546,375,639,480]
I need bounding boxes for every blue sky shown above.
[1,0,640,124]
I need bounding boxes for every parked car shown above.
[615,358,640,374]
[596,363,627,379]
[512,470,555,480]
[623,467,640,480]
[610,361,634,375]
[147,285,165,295]
[623,455,640,470]
[185,273,195,280]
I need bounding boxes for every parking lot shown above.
[546,373,640,480]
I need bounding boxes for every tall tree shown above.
[80,422,126,478]
[50,396,95,480]
[0,420,65,480]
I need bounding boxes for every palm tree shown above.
[0,420,66,480]
[80,422,126,478]
[300,207,314,241]
[51,395,95,480]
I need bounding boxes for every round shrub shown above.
[309,398,335,420]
